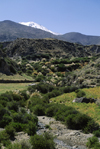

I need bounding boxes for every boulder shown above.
[73,97,97,103]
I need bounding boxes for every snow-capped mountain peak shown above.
[19,21,60,35]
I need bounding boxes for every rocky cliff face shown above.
[0,58,11,75]
[0,48,18,75]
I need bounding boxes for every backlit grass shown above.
[50,87,100,124]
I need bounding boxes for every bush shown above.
[55,107,77,122]
[7,101,19,112]
[65,113,99,133]
[0,114,12,128]
[26,121,37,136]
[46,89,62,99]
[86,136,100,149]
[30,132,55,149]
[10,122,27,132]
[45,104,59,117]
[93,130,100,137]
[0,130,11,147]
[57,63,66,71]
[33,105,45,116]
[35,75,45,82]
[7,143,22,149]
[5,125,15,138]
[28,83,55,94]
[12,93,22,101]
[12,112,32,124]
[0,92,13,102]
[45,124,51,129]
[8,139,32,149]
[62,86,78,93]
[76,89,86,98]
[84,120,99,133]
[20,140,32,149]
[0,100,7,107]
[20,90,29,101]
[27,96,45,109]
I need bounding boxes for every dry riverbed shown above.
[37,116,93,149]
[0,116,95,149]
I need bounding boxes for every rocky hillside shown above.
[3,38,100,60]
[0,46,19,75]
[1,38,100,87]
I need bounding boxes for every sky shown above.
[0,0,100,36]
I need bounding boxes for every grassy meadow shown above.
[0,83,30,94]
[0,73,33,94]
[50,86,100,124]
[0,73,33,80]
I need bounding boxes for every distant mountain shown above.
[58,32,100,45]
[1,20,100,45]
[19,22,59,35]
[0,20,55,42]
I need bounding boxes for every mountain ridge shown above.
[4,38,100,59]
[0,20,100,45]
[19,21,60,35]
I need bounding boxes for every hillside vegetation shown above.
[1,38,100,148]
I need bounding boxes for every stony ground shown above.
[0,116,94,149]
[37,116,93,149]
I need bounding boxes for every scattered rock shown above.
[38,116,93,149]
[73,97,97,103]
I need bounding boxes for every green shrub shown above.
[76,89,86,98]
[0,100,7,107]
[65,113,99,133]
[0,93,12,102]
[62,86,78,93]
[28,83,55,94]
[12,112,32,124]
[30,132,55,149]
[45,125,51,129]
[86,136,100,149]
[33,105,45,116]
[7,143,22,149]
[93,130,100,137]
[35,75,45,82]
[0,130,11,147]
[7,101,19,112]
[5,125,15,138]
[27,96,45,109]
[10,122,27,132]
[19,140,32,149]
[45,104,59,117]
[0,114,12,128]
[57,63,66,71]
[20,90,29,101]
[12,93,22,101]
[84,120,99,133]
[0,91,15,102]
[55,107,77,122]
[26,121,37,136]
[46,89,62,99]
